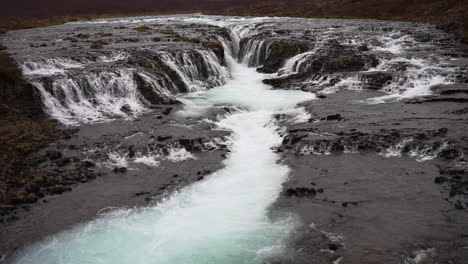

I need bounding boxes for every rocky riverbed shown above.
[0,14,467,264]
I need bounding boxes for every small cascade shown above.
[367,58,455,103]
[278,51,315,75]
[20,46,230,125]
[33,69,147,125]
[158,50,229,92]
[21,58,84,76]
[239,39,272,67]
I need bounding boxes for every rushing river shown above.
[13,20,316,263]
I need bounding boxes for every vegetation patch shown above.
[0,51,22,82]
[90,40,108,49]
[0,52,61,216]
[75,33,89,39]
[136,59,153,68]
[133,25,152,32]
[160,29,177,35]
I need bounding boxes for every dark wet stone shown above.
[163,108,173,115]
[120,104,132,114]
[46,150,62,160]
[358,72,393,90]
[82,160,96,168]
[48,185,72,195]
[157,135,173,141]
[113,167,127,173]
[56,157,72,167]
[284,187,317,198]
[435,176,448,184]
[321,114,343,121]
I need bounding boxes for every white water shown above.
[33,69,148,125]
[14,22,316,263]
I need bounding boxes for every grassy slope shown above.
[0,0,466,42]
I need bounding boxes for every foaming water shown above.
[14,46,316,264]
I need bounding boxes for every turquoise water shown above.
[14,38,315,264]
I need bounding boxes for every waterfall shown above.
[22,48,229,125]
[157,50,229,92]
[33,69,147,125]
[13,16,317,264]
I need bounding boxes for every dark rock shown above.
[128,146,136,158]
[82,160,96,168]
[120,104,132,114]
[321,114,343,121]
[284,187,317,198]
[358,72,393,90]
[157,135,173,141]
[46,150,62,160]
[328,244,340,251]
[358,44,369,51]
[435,176,448,184]
[56,157,71,167]
[438,148,462,160]
[162,108,173,115]
[113,167,127,173]
[257,41,308,73]
[48,185,71,195]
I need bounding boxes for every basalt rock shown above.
[358,71,393,90]
[257,41,309,73]
[202,41,225,64]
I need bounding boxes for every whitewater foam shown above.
[14,18,316,263]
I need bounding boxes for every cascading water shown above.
[12,18,316,264]
[33,69,148,125]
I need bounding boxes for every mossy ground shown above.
[0,51,61,216]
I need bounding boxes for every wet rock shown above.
[321,114,343,121]
[328,244,341,251]
[135,192,150,196]
[451,107,468,115]
[202,41,225,64]
[257,41,308,73]
[358,44,369,51]
[82,160,96,168]
[120,104,132,114]
[178,138,204,152]
[284,187,317,198]
[55,157,72,167]
[435,176,448,184]
[438,148,462,160]
[135,72,181,105]
[46,150,62,160]
[48,185,72,195]
[358,72,393,90]
[157,135,173,141]
[162,107,173,115]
